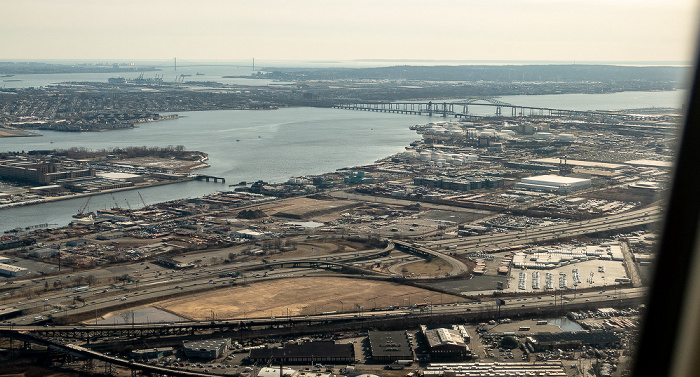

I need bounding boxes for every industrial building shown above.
[233,229,267,239]
[96,171,145,183]
[514,175,591,194]
[422,361,566,377]
[0,263,29,277]
[368,331,414,362]
[257,367,298,377]
[420,325,472,360]
[525,331,621,352]
[0,159,93,185]
[182,338,230,359]
[61,177,135,192]
[248,341,354,364]
[28,247,55,258]
[413,176,504,191]
[345,171,374,184]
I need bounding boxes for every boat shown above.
[72,211,95,219]
[196,72,204,76]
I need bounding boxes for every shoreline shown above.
[0,176,196,210]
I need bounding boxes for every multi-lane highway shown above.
[0,203,660,328]
[0,245,393,325]
[424,205,661,251]
[0,287,646,336]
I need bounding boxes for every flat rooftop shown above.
[521,175,591,184]
[625,159,673,168]
[532,158,627,170]
[368,331,413,359]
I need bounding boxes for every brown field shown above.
[399,258,453,276]
[259,197,359,220]
[156,277,466,320]
[118,157,206,172]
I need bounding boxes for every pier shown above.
[194,175,225,183]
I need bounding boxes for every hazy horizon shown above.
[3,0,697,63]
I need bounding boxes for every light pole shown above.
[339,301,344,313]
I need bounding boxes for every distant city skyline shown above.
[2,0,698,63]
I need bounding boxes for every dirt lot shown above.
[156,277,462,320]
[118,157,207,172]
[259,197,360,220]
[398,258,453,277]
[280,241,360,258]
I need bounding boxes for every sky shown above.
[2,0,698,64]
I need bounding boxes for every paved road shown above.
[423,205,662,251]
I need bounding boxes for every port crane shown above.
[77,197,91,216]
[138,192,147,208]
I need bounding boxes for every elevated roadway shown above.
[0,244,395,325]
[423,205,662,251]
[0,287,646,341]
[0,331,212,377]
[393,240,469,276]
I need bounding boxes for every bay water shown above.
[0,89,685,232]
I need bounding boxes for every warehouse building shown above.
[0,263,29,277]
[182,338,230,359]
[514,175,591,194]
[368,331,413,362]
[249,341,354,364]
[0,160,93,185]
[28,247,55,258]
[421,325,472,360]
[423,361,566,376]
[525,331,621,352]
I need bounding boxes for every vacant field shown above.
[118,156,206,172]
[280,241,360,258]
[398,258,453,277]
[156,277,465,320]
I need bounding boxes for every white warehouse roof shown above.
[521,175,590,185]
[515,175,591,194]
